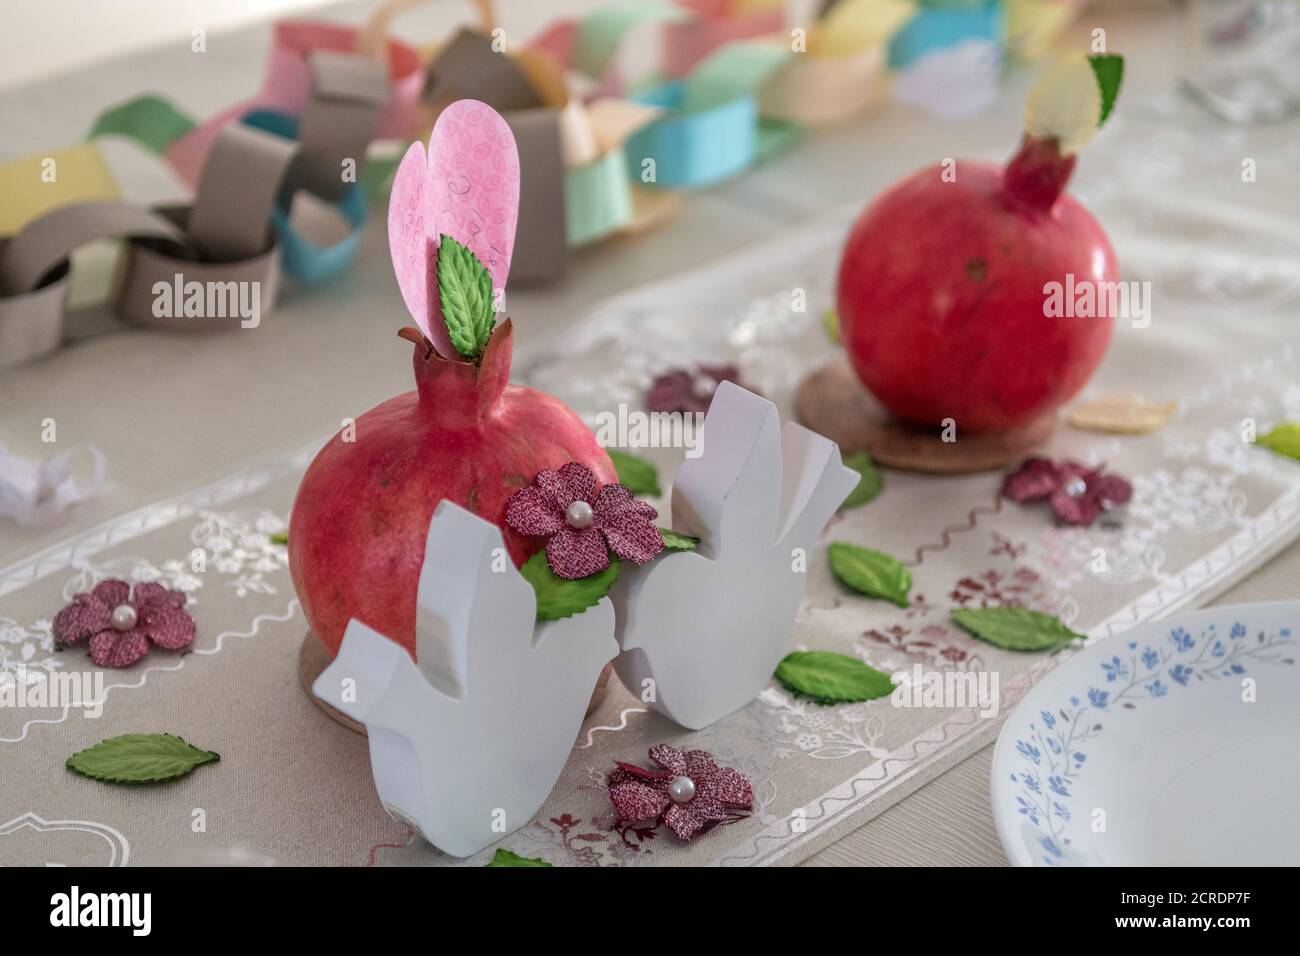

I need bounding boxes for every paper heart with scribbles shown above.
[387,99,520,358]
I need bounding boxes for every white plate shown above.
[992,601,1300,866]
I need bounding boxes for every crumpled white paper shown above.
[0,442,106,527]
[893,39,1003,120]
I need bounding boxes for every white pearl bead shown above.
[668,775,696,804]
[566,500,595,529]
[1064,477,1087,497]
[690,376,718,401]
[110,604,138,631]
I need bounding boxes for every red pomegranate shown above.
[837,65,1122,434]
[288,321,616,660]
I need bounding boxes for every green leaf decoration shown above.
[659,528,699,552]
[822,306,841,346]
[840,452,882,510]
[950,607,1083,653]
[436,234,496,360]
[775,651,895,704]
[1255,422,1300,462]
[66,734,220,784]
[521,551,619,622]
[607,449,661,496]
[362,152,401,202]
[487,848,552,867]
[827,542,911,608]
[1088,54,1124,126]
[269,532,288,545]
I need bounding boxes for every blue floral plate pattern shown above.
[992,601,1298,866]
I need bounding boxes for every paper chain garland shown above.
[0,0,1080,370]
[0,43,390,368]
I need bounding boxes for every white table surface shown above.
[4,0,1293,866]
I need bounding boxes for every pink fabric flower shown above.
[52,579,195,668]
[505,461,663,580]
[646,364,748,415]
[608,744,753,842]
[1002,457,1133,527]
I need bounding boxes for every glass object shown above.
[1181,0,1300,122]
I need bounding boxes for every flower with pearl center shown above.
[646,364,748,415]
[690,376,719,401]
[608,744,753,842]
[52,579,195,668]
[505,461,664,580]
[1001,457,1133,527]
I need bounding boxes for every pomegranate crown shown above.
[387,98,521,363]
[399,318,513,425]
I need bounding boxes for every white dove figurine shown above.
[608,381,858,730]
[313,501,618,858]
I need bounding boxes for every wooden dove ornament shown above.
[313,501,617,858]
[609,382,859,730]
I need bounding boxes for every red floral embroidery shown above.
[863,622,983,669]
[949,567,1046,609]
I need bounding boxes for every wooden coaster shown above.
[299,633,367,735]
[298,632,615,735]
[795,357,1056,474]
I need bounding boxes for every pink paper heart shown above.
[387,99,521,357]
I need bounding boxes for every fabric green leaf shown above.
[486,848,552,867]
[521,551,619,622]
[436,234,496,360]
[840,452,882,509]
[607,449,661,496]
[1256,422,1300,462]
[1088,54,1124,126]
[950,607,1083,653]
[658,528,699,552]
[66,734,220,784]
[362,152,402,202]
[828,542,911,607]
[823,306,841,345]
[775,651,895,704]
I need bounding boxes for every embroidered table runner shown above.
[4,95,1300,866]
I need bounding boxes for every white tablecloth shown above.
[2,1,1296,866]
